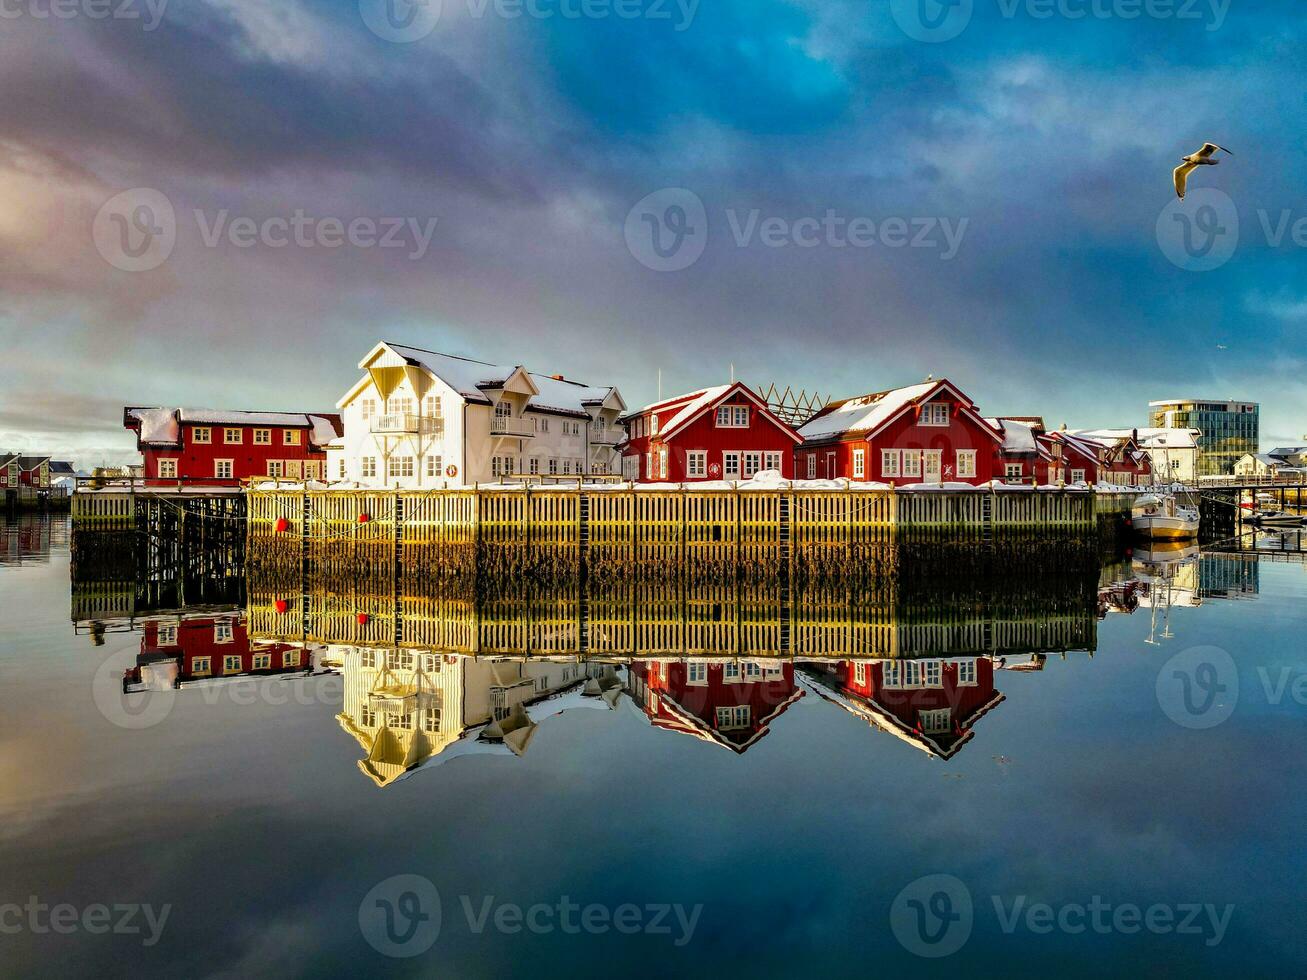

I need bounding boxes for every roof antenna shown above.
[730,363,735,383]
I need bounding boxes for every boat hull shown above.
[1133,515,1199,540]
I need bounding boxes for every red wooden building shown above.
[796,379,1004,485]
[801,657,1005,760]
[124,615,314,692]
[989,417,1055,484]
[1080,431,1153,484]
[125,408,342,487]
[1043,431,1108,485]
[619,382,803,482]
[625,660,804,753]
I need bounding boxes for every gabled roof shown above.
[641,684,805,754]
[49,461,76,476]
[799,379,1002,444]
[987,418,1052,459]
[0,453,17,466]
[1072,427,1200,450]
[124,408,341,448]
[16,455,51,469]
[1267,446,1307,458]
[344,341,624,417]
[626,381,802,444]
[1046,430,1104,463]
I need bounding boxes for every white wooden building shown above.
[333,341,627,488]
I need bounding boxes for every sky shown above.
[0,0,1303,468]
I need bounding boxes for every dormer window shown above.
[495,402,512,419]
[650,414,660,436]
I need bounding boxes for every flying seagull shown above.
[1174,143,1234,199]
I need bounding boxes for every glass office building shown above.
[1148,399,1259,476]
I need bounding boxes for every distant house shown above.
[124,615,316,693]
[799,657,1005,761]
[1043,431,1105,485]
[989,417,1054,483]
[1073,431,1153,484]
[796,379,1003,485]
[335,341,626,488]
[0,453,18,500]
[14,456,52,500]
[1235,446,1307,478]
[625,660,803,753]
[124,408,341,486]
[619,382,802,482]
[1073,427,1200,484]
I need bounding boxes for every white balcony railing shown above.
[589,426,622,446]
[491,416,535,438]
[370,414,442,436]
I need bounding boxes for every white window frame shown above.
[883,661,902,688]
[687,662,708,685]
[723,452,741,480]
[283,429,301,446]
[214,621,234,644]
[284,460,302,480]
[388,456,414,478]
[224,654,243,673]
[157,458,178,480]
[956,449,977,479]
[723,663,741,682]
[920,402,949,426]
[902,450,922,478]
[1005,463,1024,479]
[214,459,234,480]
[192,656,211,677]
[764,452,783,472]
[715,705,750,729]
[920,708,951,734]
[924,660,942,687]
[743,452,762,479]
[191,427,211,445]
[686,451,707,478]
[924,449,942,481]
[881,449,900,477]
[854,662,867,685]
[1070,468,1086,483]
[361,398,377,420]
[157,624,178,647]
[253,428,271,445]
[361,457,377,478]
[852,448,865,479]
[222,428,242,445]
[806,454,816,479]
[267,460,284,478]
[716,405,749,428]
[956,659,977,686]
[253,653,271,671]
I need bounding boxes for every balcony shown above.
[491,416,535,438]
[370,414,442,436]
[589,426,622,446]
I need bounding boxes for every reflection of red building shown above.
[626,660,804,753]
[800,657,1004,760]
[125,615,313,691]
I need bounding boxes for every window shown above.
[924,450,942,481]
[421,708,442,733]
[924,660,942,687]
[1070,469,1086,483]
[852,449,865,479]
[214,621,234,644]
[716,405,749,427]
[743,452,761,478]
[539,417,549,434]
[388,456,414,478]
[224,655,242,673]
[723,452,741,480]
[224,428,243,445]
[904,660,923,687]
[267,461,284,478]
[854,662,867,685]
[284,650,302,668]
[650,414,660,436]
[338,458,347,479]
[902,450,921,478]
[424,395,442,418]
[882,661,902,688]
[956,450,977,478]
[686,451,707,478]
[742,661,762,680]
[284,460,302,480]
[529,457,539,476]
[361,457,377,478]
[157,458,177,479]
[157,624,178,647]
[361,398,377,420]
[253,653,271,670]
[427,455,444,478]
[549,458,558,475]
[192,656,211,677]
[389,396,413,416]
[806,454,816,479]
[957,659,977,686]
[253,429,271,445]
[881,450,900,477]
[215,460,234,480]
[361,650,376,669]
[687,662,708,685]
[764,452,782,472]
[920,708,951,734]
[492,456,503,478]
[716,705,751,729]
[283,429,301,445]
[562,459,572,475]
[192,427,211,444]
[920,402,949,426]
[1005,463,1023,479]
[723,663,741,682]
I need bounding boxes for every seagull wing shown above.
[1198,142,1233,158]
[1174,162,1197,198]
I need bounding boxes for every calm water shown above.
[3,514,1306,977]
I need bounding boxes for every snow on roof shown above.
[382,343,617,415]
[1267,446,1307,458]
[630,385,724,418]
[658,385,732,434]
[798,382,936,440]
[126,408,339,445]
[986,418,1038,454]
[1072,427,1200,450]
[307,415,343,448]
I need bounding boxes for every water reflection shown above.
[0,513,67,565]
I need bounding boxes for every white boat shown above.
[1131,494,1200,540]
[1250,510,1305,528]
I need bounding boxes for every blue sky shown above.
[0,0,1303,466]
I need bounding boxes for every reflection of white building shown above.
[333,648,619,786]
[332,342,627,488]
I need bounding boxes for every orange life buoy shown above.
[446,464,458,478]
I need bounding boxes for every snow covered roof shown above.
[622,382,801,444]
[1072,427,1200,450]
[986,418,1042,455]
[376,343,621,416]
[1267,446,1307,458]
[799,382,936,440]
[125,408,342,447]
